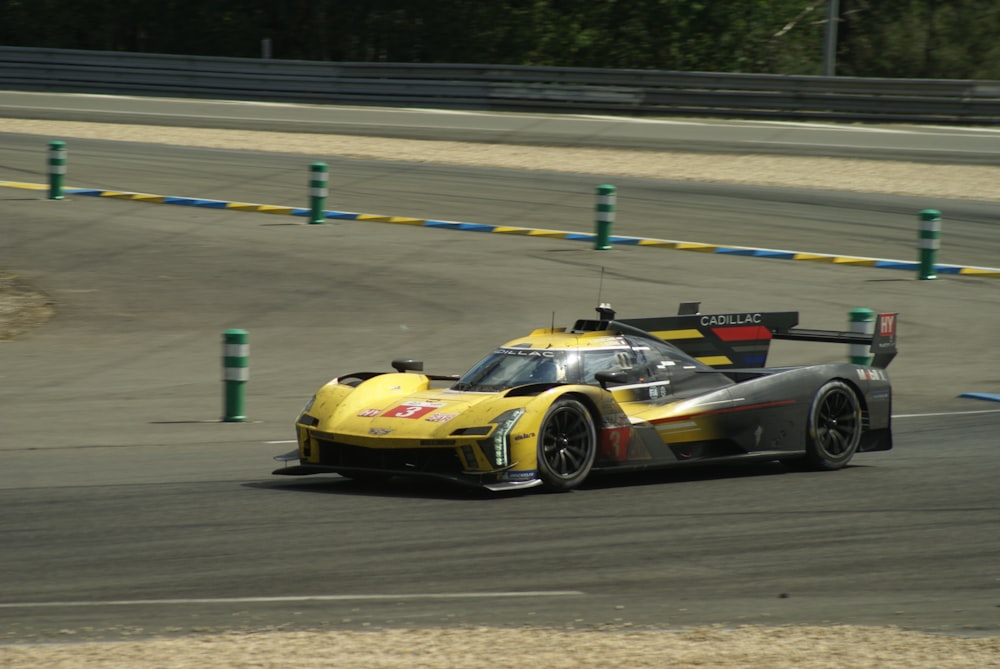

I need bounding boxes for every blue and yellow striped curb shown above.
[4,180,1000,279]
[960,392,1000,403]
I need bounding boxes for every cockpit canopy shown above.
[453,334,724,392]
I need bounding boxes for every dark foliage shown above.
[1,1,997,78]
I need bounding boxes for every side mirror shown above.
[392,359,424,373]
[594,369,631,389]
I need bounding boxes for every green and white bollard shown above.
[309,162,328,224]
[918,209,941,280]
[848,308,875,365]
[594,184,615,250]
[223,329,249,422]
[48,140,66,200]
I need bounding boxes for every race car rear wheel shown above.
[803,380,862,470]
[537,398,597,491]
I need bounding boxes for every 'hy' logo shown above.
[879,314,896,336]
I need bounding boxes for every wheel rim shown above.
[540,405,593,479]
[814,387,860,457]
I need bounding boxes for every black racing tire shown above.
[537,398,597,491]
[803,380,862,470]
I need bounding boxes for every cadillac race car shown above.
[274,303,896,492]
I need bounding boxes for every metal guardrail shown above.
[1,46,998,123]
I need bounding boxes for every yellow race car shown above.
[274,303,896,492]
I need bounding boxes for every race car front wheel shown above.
[537,398,597,491]
[803,380,862,470]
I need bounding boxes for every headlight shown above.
[297,395,319,426]
[488,409,524,468]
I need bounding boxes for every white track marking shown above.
[893,408,1000,419]
[0,591,584,609]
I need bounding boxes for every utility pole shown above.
[822,0,840,76]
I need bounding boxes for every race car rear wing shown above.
[575,302,897,369]
[770,312,898,369]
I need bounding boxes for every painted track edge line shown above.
[894,407,1000,418]
[0,591,586,609]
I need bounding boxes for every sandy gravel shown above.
[2,625,1000,669]
[2,118,999,665]
[4,118,1000,201]
[0,270,54,339]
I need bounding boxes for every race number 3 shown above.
[383,404,437,419]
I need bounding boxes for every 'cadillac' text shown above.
[700,313,763,327]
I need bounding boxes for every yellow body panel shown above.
[296,329,633,480]
[292,325,744,488]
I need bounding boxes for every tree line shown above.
[1,0,997,79]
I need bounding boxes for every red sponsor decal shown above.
[382,404,437,419]
[712,325,773,342]
[879,313,896,336]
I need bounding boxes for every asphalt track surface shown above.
[1,110,1000,642]
[5,89,1000,164]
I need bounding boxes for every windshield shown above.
[453,347,631,391]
